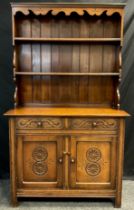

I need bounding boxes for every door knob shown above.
[58,157,63,163]
[92,122,97,128]
[37,121,43,127]
[70,157,75,163]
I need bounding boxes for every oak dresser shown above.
[5,2,129,208]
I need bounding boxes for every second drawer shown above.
[68,118,118,130]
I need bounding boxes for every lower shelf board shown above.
[17,189,116,198]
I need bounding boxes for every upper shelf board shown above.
[14,38,122,43]
[11,2,126,7]
[11,2,126,16]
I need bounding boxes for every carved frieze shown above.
[12,7,123,17]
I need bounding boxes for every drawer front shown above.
[69,118,118,130]
[16,118,65,130]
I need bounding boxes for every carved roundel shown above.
[86,163,101,176]
[32,162,48,176]
[86,148,101,162]
[32,146,48,161]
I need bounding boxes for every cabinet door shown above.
[70,135,117,190]
[16,135,63,189]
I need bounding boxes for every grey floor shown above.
[0,180,134,210]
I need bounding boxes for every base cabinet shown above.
[9,117,125,208]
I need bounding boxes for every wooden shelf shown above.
[14,37,121,43]
[15,72,120,76]
[4,107,129,117]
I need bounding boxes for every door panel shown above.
[70,135,117,190]
[16,135,63,189]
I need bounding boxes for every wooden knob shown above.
[37,121,42,127]
[58,157,63,163]
[70,158,75,163]
[63,151,70,156]
[92,122,97,128]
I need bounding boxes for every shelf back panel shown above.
[16,43,120,73]
[17,76,117,107]
[15,12,121,38]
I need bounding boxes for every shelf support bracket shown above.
[13,46,18,107]
[116,46,122,109]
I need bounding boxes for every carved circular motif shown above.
[32,162,48,176]
[32,147,48,161]
[86,163,101,176]
[86,148,101,162]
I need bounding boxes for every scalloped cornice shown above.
[12,7,123,17]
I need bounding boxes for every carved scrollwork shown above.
[86,148,101,162]
[13,7,123,17]
[17,118,64,129]
[71,118,117,129]
[43,118,64,129]
[32,162,48,176]
[86,162,101,176]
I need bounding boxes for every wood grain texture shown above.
[9,119,18,206]
[16,135,63,189]
[14,11,121,107]
[115,119,125,208]
[5,107,129,117]
[70,135,117,189]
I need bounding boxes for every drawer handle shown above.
[58,157,63,164]
[70,157,75,164]
[37,121,43,127]
[92,122,97,128]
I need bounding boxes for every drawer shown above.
[69,118,118,130]
[16,118,65,130]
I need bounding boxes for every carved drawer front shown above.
[16,118,65,129]
[69,118,118,130]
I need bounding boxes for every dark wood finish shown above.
[5,2,128,208]
[9,119,18,207]
[15,37,121,42]
[13,5,122,108]
[15,72,120,76]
